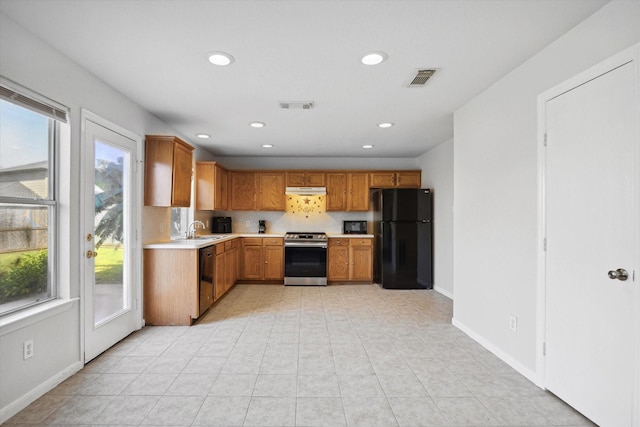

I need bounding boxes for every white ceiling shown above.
[0,0,607,158]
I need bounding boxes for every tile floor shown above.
[6,284,595,426]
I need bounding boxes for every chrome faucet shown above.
[186,220,206,239]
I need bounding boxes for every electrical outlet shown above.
[245,220,251,228]
[509,315,518,333]
[206,220,209,228]
[23,339,34,359]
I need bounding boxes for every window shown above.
[170,207,190,239]
[0,81,67,316]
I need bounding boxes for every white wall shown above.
[416,140,453,299]
[452,0,640,379]
[216,156,417,170]
[0,12,210,421]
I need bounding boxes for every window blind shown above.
[0,81,68,123]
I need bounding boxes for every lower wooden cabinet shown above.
[215,239,239,300]
[327,237,373,282]
[241,237,284,281]
[143,248,199,326]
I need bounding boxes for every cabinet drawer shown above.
[264,237,283,246]
[215,244,225,255]
[224,239,238,251]
[329,239,349,247]
[243,237,263,246]
[350,238,372,247]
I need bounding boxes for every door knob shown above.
[607,268,628,281]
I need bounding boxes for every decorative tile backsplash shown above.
[287,195,325,218]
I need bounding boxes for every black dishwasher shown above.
[199,246,215,315]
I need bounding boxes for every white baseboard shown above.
[452,317,539,385]
[0,361,83,424]
[434,285,453,300]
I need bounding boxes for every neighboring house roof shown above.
[0,181,41,199]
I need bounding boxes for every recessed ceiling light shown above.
[362,145,374,149]
[207,51,234,66]
[196,133,210,139]
[378,122,394,128]
[361,51,387,65]
[262,144,273,148]
[250,122,265,128]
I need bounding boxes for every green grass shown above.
[0,246,123,285]
[95,245,123,284]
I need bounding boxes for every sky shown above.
[0,99,49,169]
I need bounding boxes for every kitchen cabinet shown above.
[286,171,325,187]
[327,237,372,282]
[143,248,199,325]
[195,161,228,210]
[229,171,257,210]
[215,239,239,299]
[144,135,194,207]
[241,237,284,281]
[326,172,369,212]
[258,172,286,210]
[369,171,421,188]
[229,171,286,211]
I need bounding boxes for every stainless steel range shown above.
[284,232,328,286]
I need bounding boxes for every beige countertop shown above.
[326,233,374,238]
[143,233,284,250]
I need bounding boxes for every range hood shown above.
[285,187,327,196]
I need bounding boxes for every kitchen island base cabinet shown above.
[327,237,373,283]
[143,249,198,326]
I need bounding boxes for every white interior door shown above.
[83,117,141,362]
[544,53,638,426]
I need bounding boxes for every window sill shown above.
[0,298,78,337]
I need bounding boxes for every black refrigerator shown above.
[371,188,433,289]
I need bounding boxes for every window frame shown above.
[0,83,63,317]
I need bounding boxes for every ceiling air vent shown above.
[408,69,436,87]
[279,101,314,110]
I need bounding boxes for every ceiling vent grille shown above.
[279,101,314,110]
[408,69,436,87]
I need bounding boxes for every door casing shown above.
[80,109,144,362]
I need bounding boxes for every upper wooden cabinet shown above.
[229,171,285,211]
[144,135,194,207]
[229,171,258,210]
[370,171,421,188]
[326,172,369,211]
[195,162,228,211]
[258,172,286,210]
[286,171,325,187]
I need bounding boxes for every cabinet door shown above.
[396,171,421,188]
[369,172,396,188]
[306,172,325,186]
[328,245,350,281]
[214,165,228,210]
[351,245,372,281]
[264,246,283,280]
[259,172,285,211]
[348,173,369,211]
[195,162,214,210]
[243,245,263,279]
[224,249,236,292]
[326,173,347,211]
[214,252,226,301]
[229,171,257,210]
[171,142,193,207]
[286,172,306,187]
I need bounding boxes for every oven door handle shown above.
[284,242,328,248]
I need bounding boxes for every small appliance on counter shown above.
[258,220,266,234]
[211,216,232,233]
[343,220,368,234]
